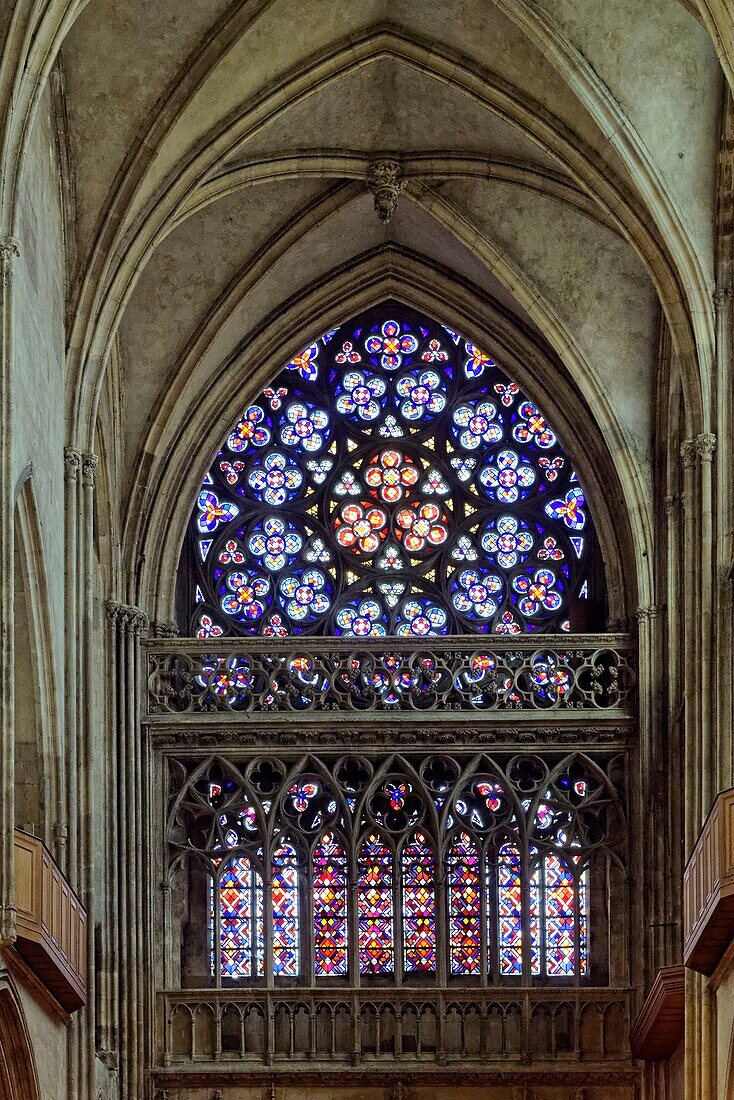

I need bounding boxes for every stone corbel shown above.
[367,160,406,223]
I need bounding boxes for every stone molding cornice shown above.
[81,452,99,484]
[0,236,20,265]
[63,446,82,475]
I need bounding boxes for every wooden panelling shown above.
[684,788,734,975]
[13,831,86,1012]
[629,965,685,1060]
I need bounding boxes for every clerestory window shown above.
[169,751,624,989]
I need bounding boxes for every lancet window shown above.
[169,751,625,988]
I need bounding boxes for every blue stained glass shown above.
[497,844,524,976]
[448,833,481,975]
[185,305,603,637]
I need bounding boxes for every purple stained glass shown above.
[218,855,264,979]
[401,831,436,973]
[272,841,299,977]
[358,833,394,974]
[313,833,348,977]
[447,832,481,976]
[497,844,524,976]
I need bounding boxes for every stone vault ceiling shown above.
[50,0,722,556]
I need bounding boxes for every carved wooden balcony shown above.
[13,830,87,1011]
[684,787,734,975]
[629,965,685,1060]
[159,987,631,1070]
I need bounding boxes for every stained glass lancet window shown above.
[447,833,481,976]
[218,855,264,980]
[401,832,436,973]
[193,753,609,986]
[358,833,394,975]
[313,833,348,977]
[272,841,299,977]
[180,303,605,637]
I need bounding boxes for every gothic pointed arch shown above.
[177,302,606,639]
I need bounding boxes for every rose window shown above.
[182,304,604,636]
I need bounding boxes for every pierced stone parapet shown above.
[143,635,635,720]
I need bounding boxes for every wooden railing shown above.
[684,787,734,975]
[160,987,631,1067]
[13,830,86,1011]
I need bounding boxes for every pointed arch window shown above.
[179,304,605,638]
[184,753,615,988]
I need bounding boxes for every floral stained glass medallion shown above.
[182,304,604,636]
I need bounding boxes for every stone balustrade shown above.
[160,987,631,1067]
[144,634,635,723]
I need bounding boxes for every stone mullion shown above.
[0,236,18,946]
[696,433,717,823]
[680,441,699,854]
[132,609,149,1078]
[635,604,661,984]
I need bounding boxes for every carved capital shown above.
[635,605,659,623]
[82,452,99,484]
[713,286,734,309]
[663,494,677,515]
[0,235,19,285]
[105,599,149,635]
[367,159,406,223]
[680,440,697,469]
[0,236,19,264]
[152,620,180,639]
[64,446,82,478]
[695,432,717,462]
